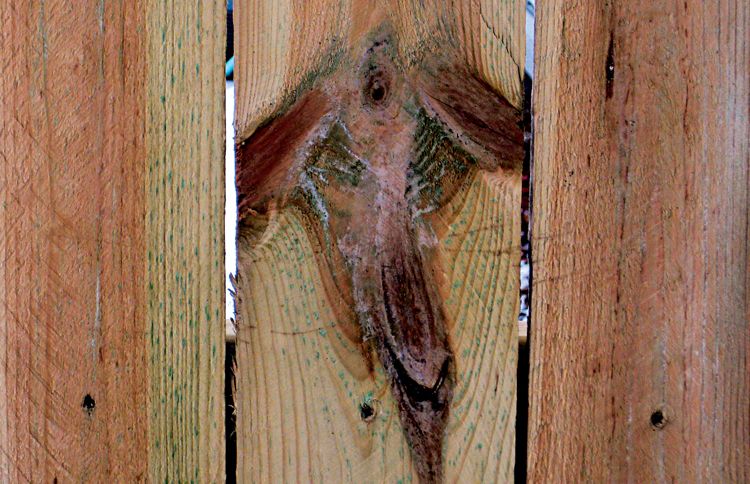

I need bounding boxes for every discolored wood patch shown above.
[235,19,523,484]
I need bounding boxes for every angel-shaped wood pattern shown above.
[233,3,524,482]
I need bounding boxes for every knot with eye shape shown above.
[361,41,394,108]
[364,66,390,106]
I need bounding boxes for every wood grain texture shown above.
[529,1,749,482]
[234,0,524,139]
[234,1,523,481]
[1,1,224,481]
[389,0,524,108]
[235,170,519,482]
[0,2,149,480]
[145,0,225,481]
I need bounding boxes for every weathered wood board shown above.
[529,0,749,481]
[233,1,524,482]
[0,1,225,481]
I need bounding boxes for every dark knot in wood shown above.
[362,40,393,108]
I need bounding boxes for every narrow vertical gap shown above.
[516,1,535,482]
[225,1,238,482]
[516,342,529,482]
[515,72,533,484]
[225,341,237,483]
[225,1,237,323]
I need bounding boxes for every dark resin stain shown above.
[236,29,523,483]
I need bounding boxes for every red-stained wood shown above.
[0,1,225,481]
[1,3,148,480]
[529,1,749,481]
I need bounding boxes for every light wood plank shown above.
[235,0,524,138]
[234,1,523,481]
[145,1,226,481]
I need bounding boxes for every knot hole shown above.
[359,398,379,423]
[82,394,96,415]
[363,65,391,107]
[650,409,667,430]
[371,83,386,102]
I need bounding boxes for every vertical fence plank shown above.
[529,1,749,481]
[0,1,224,481]
[233,0,524,481]
[145,1,225,481]
[0,2,149,480]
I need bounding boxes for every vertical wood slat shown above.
[0,2,148,480]
[233,1,523,481]
[146,1,225,481]
[0,1,225,481]
[529,1,749,481]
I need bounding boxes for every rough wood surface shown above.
[235,0,524,139]
[145,1,226,481]
[0,1,225,481]
[234,1,523,482]
[529,1,749,482]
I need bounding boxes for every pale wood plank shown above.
[235,170,519,482]
[145,1,226,481]
[234,1,523,481]
[235,0,525,138]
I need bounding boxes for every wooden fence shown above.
[1,0,747,482]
